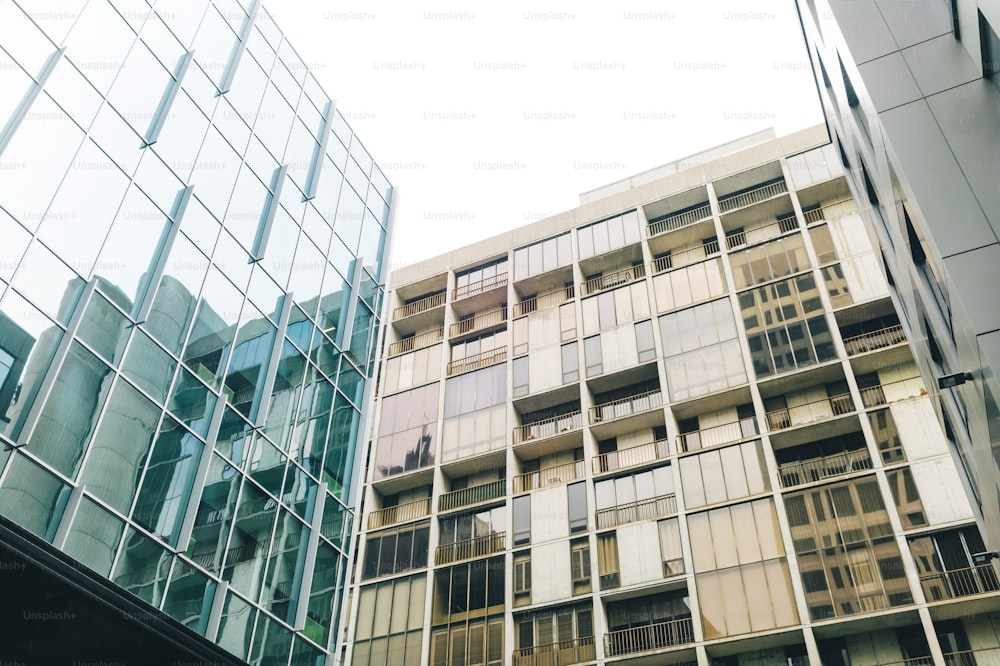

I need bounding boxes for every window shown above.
[455,257,509,298]
[513,356,529,397]
[635,320,655,362]
[352,575,426,666]
[597,532,620,589]
[513,495,531,546]
[570,539,591,594]
[561,342,579,383]
[515,604,594,657]
[363,523,430,580]
[658,518,684,576]
[513,233,572,281]
[886,468,927,529]
[578,210,641,259]
[514,552,531,606]
[567,482,587,533]
[583,336,602,377]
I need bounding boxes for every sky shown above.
[268,1,825,270]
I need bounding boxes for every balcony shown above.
[447,347,507,376]
[589,389,663,424]
[647,203,712,238]
[449,306,507,339]
[367,497,432,530]
[843,324,907,356]
[593,438,670,475]
[920,564,1000,601]
[778,449,873,488]
[513,460,585,493]
[513,637,596,666]
[582,264,645,296]
[766,393,854,431]
[453,272,508,301]
[859,377,926,409]
[676,418,757,453]
[724,214,798,250]
[513,285,574,317]
[434,532,506,565]
[439,479,506,512]
[393,292,446,321]
[387,328,444,358]
[717,179,788,214]
[604,617,694,658]
[514,411,583,446]
[652,239,719,274]
[596,493,677,529]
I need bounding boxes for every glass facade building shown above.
[0,1,392,663]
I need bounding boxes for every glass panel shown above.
[0,453,70,542]
[217,591,255,660]
[63,496,124,576]
[162,559,214,635]
[112,527,171,606]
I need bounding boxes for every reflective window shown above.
[63,496,125,576]
[513,496,531,546]
[578,210,641,259]
[363,523,430,579]
[0,452,70,541]
[513,233,571,281]
[567,482,587,532]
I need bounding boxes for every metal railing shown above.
[514,411,583,445]
[676,418,756,453]
[652,240,720,274]
[392,292,445,321]
[453,272,508,301]
[449,307,507,337]
[387,328,444,357]
[447,347,506,376]
[941,651,985,666]
[439,479,506,512]
[765,393,854,431]
[596,493,677,529]
[920,563,1000,601]
[647,203,712,237]
[513,460,585,493]
[725,215,799,250]
[434,532,506,565]
[778,449,873,488]
[593,438,670,474]
[513,637,596,666]
[859,377,926,409]
[513,285,574,317]
[604,616,694,657]
[718,179,788,213]
[582,264,645,296]
[803,207,824,224]
[842,324,906,356]
[367,497,431,530]
[589,389,662,424]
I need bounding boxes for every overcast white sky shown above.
[268,1,825,269]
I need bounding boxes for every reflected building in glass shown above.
[348,126,1000,666]
[0,1,391,664]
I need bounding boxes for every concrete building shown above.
[347,126,1000,666]
[0,1,392,663]
[793,0,1000,553]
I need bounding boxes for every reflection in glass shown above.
[162,559,215,635]
[0,453,70,542]
[63,497,125,576]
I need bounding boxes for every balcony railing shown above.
[513,460,585,493]
[765,393,854,431]
[513,285,574,317]
[596,493,677,529]
[392,292,445,321]
[514,411,583,445]
[590,389,662,424]
[676,418,757,453]
[859,377,926,409]
[725,214,799,250]
[513,637,596,666]
[447,347,507,376]
[652,240,720,274]
[387,328,443,357]
[453,272,508,301]
[439,479,506,512]
[778,449,873,488]
[647,203,712,237]
[604,617,694,657]
[593,438,670,474]
[449,307,507,337]
[435,532,506,565]
[802,199,856,225]
[582,264,645,296]
[367,497,431,530]
[920,564,1000,601]
[842,324,906,356]
[718,179,788,214]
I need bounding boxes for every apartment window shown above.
[597,532,620,589]
[581,282,650,336]
[570,539,591,594]
[432,556,505,624]
[868,409,905,463]
[455,257,509,298]
[513,356,528,397]
[513,551,531,606]
[363,523,430,580]
[658,518,684,576]
[729,233,809,289]
[679,440,769,508]
[515,604,595,658]
[567,482,587,533]
[886,468,927,529]
[561,342,579,383]
[651,257,727,313]
[513,495,531,546]
[429,615,504,666]
[583,335,602,376]
[635,320,655,362]
[513,232,572,281]
[352,574,426,666]
[442,364,507,461]
[560,301,577,340]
